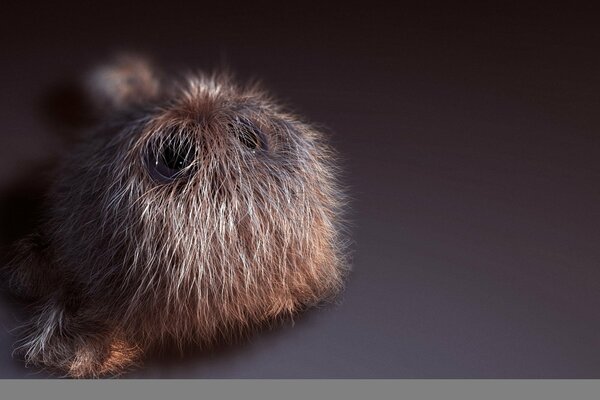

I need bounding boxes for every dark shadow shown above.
[0,160,57,299]
[37,80,97,144]
[0,165,54,252]
[0,76,93,268]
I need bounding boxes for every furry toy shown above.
[5,55,347,377]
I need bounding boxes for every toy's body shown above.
[6,56,347,377]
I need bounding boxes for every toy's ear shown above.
[85,54,161,114]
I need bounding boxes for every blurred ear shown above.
[85,53,161,114]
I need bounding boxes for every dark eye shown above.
[146,135,196,183]
[233,118,265,152]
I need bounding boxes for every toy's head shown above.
[45,55,347,344]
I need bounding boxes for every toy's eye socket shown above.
[147,135,196,183]
[233,118,265,152]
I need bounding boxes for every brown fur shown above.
[5,55,348,377]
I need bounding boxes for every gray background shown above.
[1,3,599,378]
